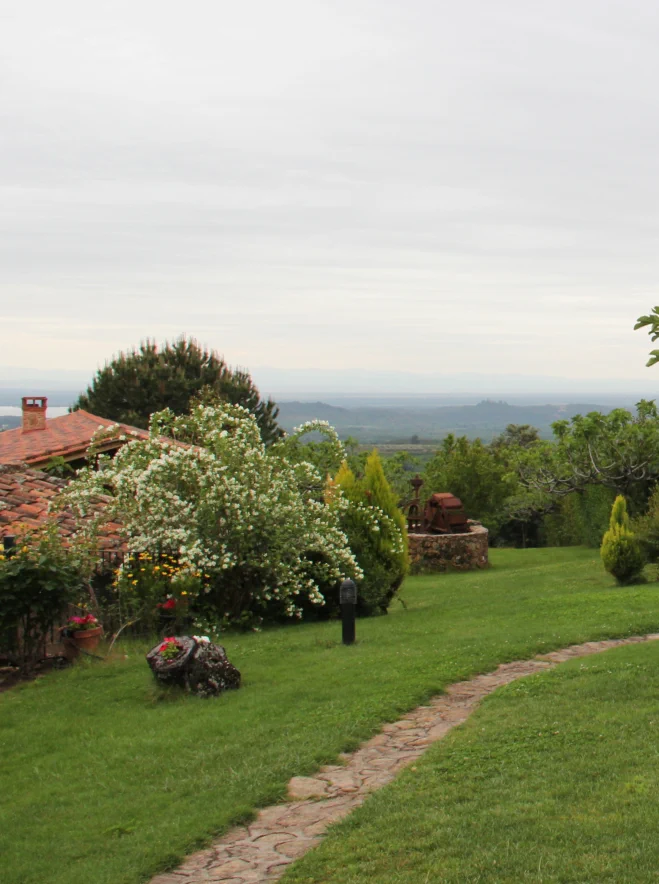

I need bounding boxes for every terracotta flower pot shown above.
[63,625,103,660]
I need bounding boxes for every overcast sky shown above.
[2,0,659,391]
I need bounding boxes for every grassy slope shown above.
[2,548,659,884]
[284,640,659,883]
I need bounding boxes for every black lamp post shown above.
[2,535,15,555]
[339,578,357,645]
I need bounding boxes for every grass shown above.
[283,640,659,883]
[2,547,659,884]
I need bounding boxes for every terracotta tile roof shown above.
[0,465,125,552]
[0,410,149,467]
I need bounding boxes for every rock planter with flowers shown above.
[146,635,241,697]
[61,614,103,660]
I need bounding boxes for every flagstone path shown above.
[151,632,659,884]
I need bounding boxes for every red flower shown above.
[157,598,177,610]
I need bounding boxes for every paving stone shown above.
[287,777,329,800]
[275,837,321,859]
[365,733,389,747]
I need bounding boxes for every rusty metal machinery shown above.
[422,492,470,534]
[402,477,470,534]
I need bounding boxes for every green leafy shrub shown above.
[633,485,659,562]
[0,526,84,672]
[333,451,409,615]
[600,496,645,585]
[542,486,616,548]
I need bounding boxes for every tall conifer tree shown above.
[74,336,282,444]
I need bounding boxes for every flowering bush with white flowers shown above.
[59,404,364,626]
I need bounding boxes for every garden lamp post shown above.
[340,578,357,645]
[2,535,15,555]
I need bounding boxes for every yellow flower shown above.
[132,580,138,586]
[181,591,188,596]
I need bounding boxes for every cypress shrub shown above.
[334,452,409,615]
[600,495,645,585]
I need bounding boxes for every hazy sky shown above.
[2,0,659,389]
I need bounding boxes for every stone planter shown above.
[146,636,241,697]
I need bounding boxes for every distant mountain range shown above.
[275,399,614,442]
[1,398,616,442]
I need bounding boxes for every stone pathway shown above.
[150,633,659,884]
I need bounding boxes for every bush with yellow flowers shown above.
[112,552,206,633]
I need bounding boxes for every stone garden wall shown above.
[408,523,489,574]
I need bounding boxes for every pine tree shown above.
[73,336,282,444]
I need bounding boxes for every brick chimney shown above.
[21,396,48,432]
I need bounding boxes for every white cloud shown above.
[1,0,659,387]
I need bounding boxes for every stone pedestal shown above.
[408,523,489,574]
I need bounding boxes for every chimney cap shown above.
[22,396,48,409]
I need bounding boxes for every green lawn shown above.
[2,548,659,884]
[284,640,659,883]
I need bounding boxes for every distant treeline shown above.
[345,403,659,552]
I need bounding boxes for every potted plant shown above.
[62,614,103,658]
[157,636,184,661]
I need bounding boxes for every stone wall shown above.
[408,523,489,574]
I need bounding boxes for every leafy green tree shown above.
[491,424,540,449]
[635,307,659,365]
[74,336,282,444]
[515,402,659,507]
[423,435,517,534]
